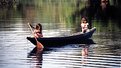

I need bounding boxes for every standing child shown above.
[80,17,89,33]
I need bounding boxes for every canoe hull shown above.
[27,27,96,47]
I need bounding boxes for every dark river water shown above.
[0,0,121,68]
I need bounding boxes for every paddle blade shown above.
[36,41,44,49]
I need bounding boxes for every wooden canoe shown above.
[27,27,96,47]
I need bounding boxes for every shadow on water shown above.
[28,43,121,68]
[27,44,90,67]
[27,43,91,67]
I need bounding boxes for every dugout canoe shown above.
[27,27,96,47]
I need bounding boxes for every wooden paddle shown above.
[28,23,44,49]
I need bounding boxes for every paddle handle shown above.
[28,23,37,41]
[28,23,33,33]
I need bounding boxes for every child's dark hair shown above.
[37,23,42,34]
[82,16,87,20]
[81,16,88,22]
[37,23,42,30]
[35,25,40,30]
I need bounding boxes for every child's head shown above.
[81,17,87,23]
[35,25,40,30]
[36,23,42,30]
[38,23,42,30]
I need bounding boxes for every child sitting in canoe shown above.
[28,23,43,38]
[80,17,89,33]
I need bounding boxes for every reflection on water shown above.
[0,0,121,68]
[28,47,43,68]
[81,45,89,64]
[42,44,121,68]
